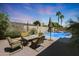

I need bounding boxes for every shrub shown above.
[38,32,43,36]
[0,13,9,39]
[67,17,79,48]
[5,30,21,38]
[29,28,37,35]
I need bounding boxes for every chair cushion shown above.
[12,37,21,41]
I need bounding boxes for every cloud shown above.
[38,4,64,15]
[4,4,34,23]
[11,15,33,24]
[10,12,34,23]
[1,3,67,25]
[38,6,54,15]
[23,4,33,10]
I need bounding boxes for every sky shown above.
[0,3,79,27]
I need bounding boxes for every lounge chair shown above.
[30,36,45,50]
[7,37,23,49]
[20,36,29,46]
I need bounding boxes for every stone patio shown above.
[0,38,58,56]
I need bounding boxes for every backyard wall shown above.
[11,22,48,33]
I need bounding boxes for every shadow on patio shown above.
[37,38,79,56]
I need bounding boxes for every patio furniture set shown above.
[6,35,45,52]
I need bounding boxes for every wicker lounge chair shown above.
[7,37,23,49]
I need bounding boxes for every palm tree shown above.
[60,14,64,26]
[56,11,61,24]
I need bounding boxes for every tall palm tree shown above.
[60,14,64,26]
[56,11,61,24]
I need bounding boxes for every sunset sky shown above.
[0,3,79,26]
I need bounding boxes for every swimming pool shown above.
[44,32,72,39]
[44,32,72,43]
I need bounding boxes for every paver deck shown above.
[0,38,58,56]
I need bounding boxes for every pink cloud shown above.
[38,7,54,15]
[38,5,64,15]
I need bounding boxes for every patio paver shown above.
[0,38,58,56]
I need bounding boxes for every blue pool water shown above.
[44,32,72,43]
[44,32,72,39]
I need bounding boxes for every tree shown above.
[68,18,79,37]
[67,17,79,47]
[48,17,53,41]
[48,17,53,32]
[0,13,9,39]
[56,11,61,24]
[60,14,64,26]
[52,22,62,28]
[33,20,41,34]
[33,20,41,26]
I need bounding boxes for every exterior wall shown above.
[11,22,48,33]
[11,22,26,32]
[29,26,48,33]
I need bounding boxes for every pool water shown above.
[44,32,72,39]
[44,32,72,43]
